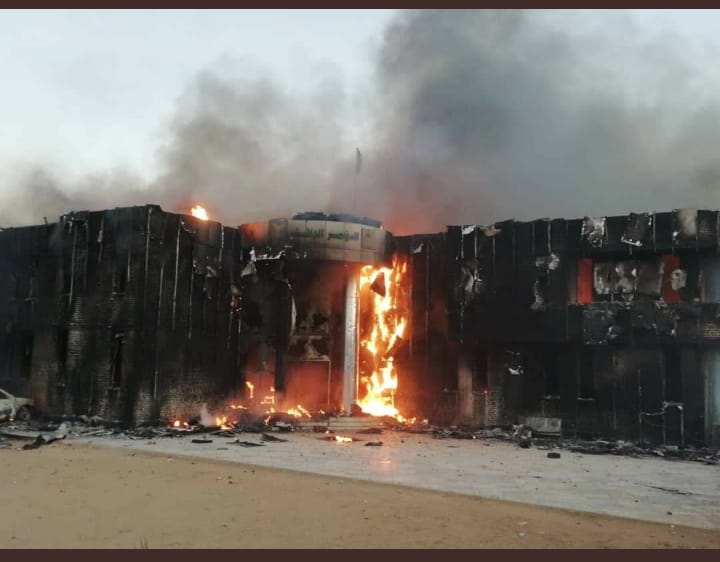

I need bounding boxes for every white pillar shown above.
[342,269,359,414]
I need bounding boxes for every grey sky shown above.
[0,9,393,180]
[2,9,720,229]
[0,9,715,178]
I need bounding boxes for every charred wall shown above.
[392,233,456,422]
[0,207,397,424]
[0,205,254,424]
[447,210,720,446]
[0,223,55,405]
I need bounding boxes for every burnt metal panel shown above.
[622,212,653,249]
[653,212,674,253]
[533,219,550,256]
[582,305,626,345]
[0,205,249,425]
[580,217,606,253]
[697,210,717,249]
[565,219,583,257]
[604,215,628,255]
[674,303,701,343]
[490,221,515,306]
[513,221,535,310]
[700,304,720,341]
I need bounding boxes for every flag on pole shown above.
[355,147,362,175]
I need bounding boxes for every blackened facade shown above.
[447,209,720,447]
[0,206,395,424]
[0,206,251,424]
[2,205,720,447]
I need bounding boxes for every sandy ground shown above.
[1,440,719,549]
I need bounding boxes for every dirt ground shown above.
[1,440,718,549]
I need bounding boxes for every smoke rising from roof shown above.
[346,10,720,233]
[2,11,720,233]
[0,59,349,227]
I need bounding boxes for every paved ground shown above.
[2,439,719,548]
[86,430,720,530]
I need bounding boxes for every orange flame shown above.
[191,205,209,221]
[261,387,275,407]
[245,381,255,400]
[335,435,353,443]
[356,257,410,420]
[287,405,312,419]
[215,416,231,430]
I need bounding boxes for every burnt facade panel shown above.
[0,206,255,425]
[446,209,720,446]
[4,205,720,446]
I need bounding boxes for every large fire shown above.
[357,257,410,420]
[190,205,209,221]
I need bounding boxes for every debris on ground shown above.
[230,440,265,447]
[22,424,68,450]
[432,428,478,440]
[428,423,719,464]
[513,425,533,448]
[191,439,213,444]
[547,452,562,459]
[357,427,383,434]
[261,433,288,443]
[2,415,718,465]
[210,430,236,438]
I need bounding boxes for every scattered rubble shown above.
[231,440,265,447]
[513,425,533,448]
[429,424,719,464]
[261,433,288,443]
[22,424,68,450]
[1,415,717,464]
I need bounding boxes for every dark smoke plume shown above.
[152,62,349,226]
[3,11,720,234]
[0,60,348,227]
[343,10,720,233]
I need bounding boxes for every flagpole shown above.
[354,147,361,216]
[353,172,358,214]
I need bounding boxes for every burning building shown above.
[239,212,396,416]
[1,205,719,447]
[447,209,720,448]
[0,205,422,425]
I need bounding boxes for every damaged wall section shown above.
[392,233,456,423]
[447,209,720,446]
[0,205,252,424]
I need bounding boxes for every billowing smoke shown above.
[152,62,350,226]
[0,59,349,227]
[0,166,151,227]
[3,11,720,234]
[347,10,720,233]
